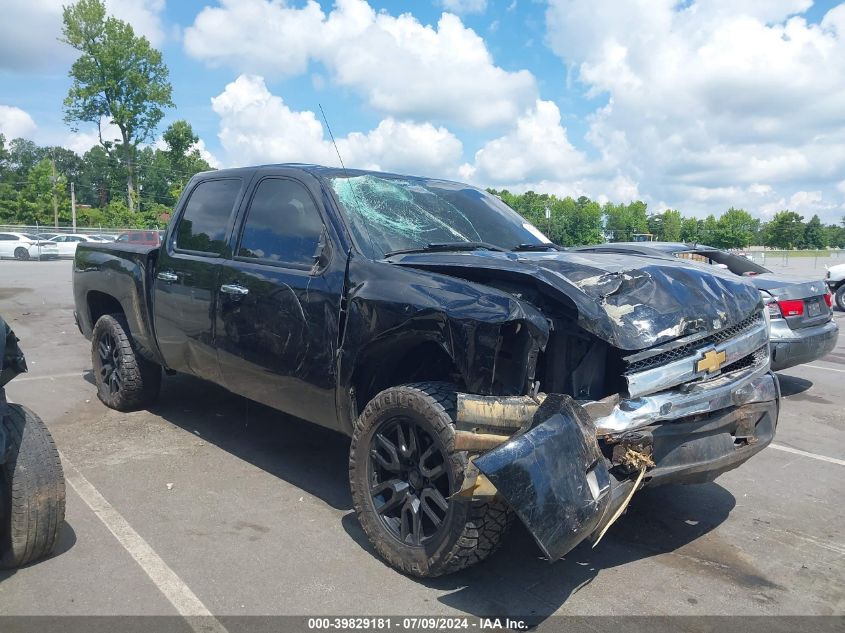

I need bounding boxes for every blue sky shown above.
[1,0,844,223]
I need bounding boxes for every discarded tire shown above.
[349,382,511,577]
[0,403,66,568]
[91,314,161,411]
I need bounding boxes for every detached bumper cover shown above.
[474,395,612,561]
[769,318,838,371]
[471,373,779,561]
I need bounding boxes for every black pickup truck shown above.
[73,165,779,576]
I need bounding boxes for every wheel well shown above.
[87,291,124,325]
[352,340,463,414]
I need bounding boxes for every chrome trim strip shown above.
[594,365,777,434]
[625,319,770,398]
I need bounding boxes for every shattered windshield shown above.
[328,174,550,258]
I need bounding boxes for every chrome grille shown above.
[625,312,764,375]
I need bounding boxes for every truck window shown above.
[176,178,242,254]
[237,178,323,267]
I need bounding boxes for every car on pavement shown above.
[571,242,838,371]
[115,230,162,246]
[0,232,59,260]
[825,262,845,311]
[72,165,779,577]
[48,233,109,258]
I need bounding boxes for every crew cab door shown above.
[153,176,246,384]
[214,172,345,429]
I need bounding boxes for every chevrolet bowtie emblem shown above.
[696,349,726,374]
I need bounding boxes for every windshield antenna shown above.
[319,103,379,258]
[320,103,348,174]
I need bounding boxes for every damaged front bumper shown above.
[456,368,780,561]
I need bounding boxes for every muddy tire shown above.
[835,285,845,312]
[0,403,66,568]
[13,247,29,261]
[349,382,511,577]
[91,314,161,411]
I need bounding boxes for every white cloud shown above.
[185,0,537,128]
[191,139,221,169]
[0,105,38,140]
[465,99,586,183]
[62,117,123,154]
[439,0,488,15]
[211,75,463,175]
[0,0,166,71]
[544,0,845,223]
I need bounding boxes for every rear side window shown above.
[176,179,242,254]
[237,178,323,267]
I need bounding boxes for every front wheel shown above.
[0,404,66,568]
[349,382,511,577]
[835,285,845,312]
[91,314,161,411]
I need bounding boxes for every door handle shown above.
[220,283,249,296]
[157,271,178,282]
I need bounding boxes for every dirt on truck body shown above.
[72,165,779,576]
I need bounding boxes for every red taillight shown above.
[778,299,804,317]
[824,292,833,308]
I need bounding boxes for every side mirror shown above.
[312,227,331,271]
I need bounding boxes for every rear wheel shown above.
[91,314,161,411]
[835,285,845,311]
[0,404,66,568]
[13,247,29,261]
[349,382,511,577]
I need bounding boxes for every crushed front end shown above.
[453,307,779,561]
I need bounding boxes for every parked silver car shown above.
[572,242,838,371]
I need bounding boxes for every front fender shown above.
[335,257,549,433]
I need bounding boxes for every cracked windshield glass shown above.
[329,175,551,258]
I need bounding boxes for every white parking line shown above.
[770,443,845,467]
[61,453,229,633]
[802,364,845,374]
[13,371,86,383]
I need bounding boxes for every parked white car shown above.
[0,232,59,260]
[48,234,108,258]
[826,262,845,310]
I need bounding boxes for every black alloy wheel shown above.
[368,416,453,547]
[97,331,122,396]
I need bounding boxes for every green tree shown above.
[700,214,719,244]
[680,217,701,243]
[826,224,845,249]
[712,207,755,249]
[13,158,70,225]
[604,201,649,241]
[764,211,805,249]
[62,0,173,212]
[648,209,682,241]
[803,215,827,249]
[567,196,603,245]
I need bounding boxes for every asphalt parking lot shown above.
[0,258,843,626]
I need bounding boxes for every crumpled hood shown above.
[390,250,762,351]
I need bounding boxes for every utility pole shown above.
[71,182,77,231]
[50,153,59,228]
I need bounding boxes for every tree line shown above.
[0,125,212,229]
[491,189,845,250]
